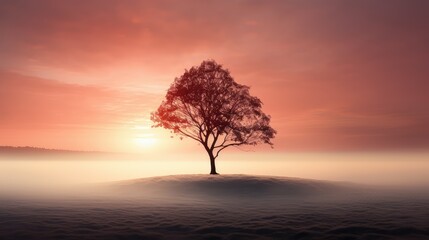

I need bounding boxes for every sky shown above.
[1,0,429,153]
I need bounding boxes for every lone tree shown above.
[151,60,276,174]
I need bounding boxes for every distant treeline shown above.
[0,146,102,155]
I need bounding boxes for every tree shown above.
[151,60,276,174]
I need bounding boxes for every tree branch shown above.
[177,128,202,143]
[214,142,243,159]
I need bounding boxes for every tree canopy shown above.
[151,60,276,174]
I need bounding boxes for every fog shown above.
[0,151,428,198]
[1,152,429,240]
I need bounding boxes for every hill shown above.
[0,146,104,155]
[105,174,367,201]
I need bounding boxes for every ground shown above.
[0,175,428,240]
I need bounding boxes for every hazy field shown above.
[1,151,429,239]
[1,173,429,240]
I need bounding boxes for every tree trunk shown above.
[208,151,218,175]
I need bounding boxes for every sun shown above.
[134,137,157,148]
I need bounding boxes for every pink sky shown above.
[1,0,428,152]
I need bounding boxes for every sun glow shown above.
[134,131,158,148]
[134,136,157,148]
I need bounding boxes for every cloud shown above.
[0,71,155,129]
[1,0,429,150]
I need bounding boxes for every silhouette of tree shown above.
[151,60,276,174]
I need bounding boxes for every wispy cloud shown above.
[1,0,428,151]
